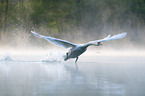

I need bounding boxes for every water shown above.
[0,56,145,96]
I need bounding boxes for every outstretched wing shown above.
[31,31,77,49]
[88,32,127,45]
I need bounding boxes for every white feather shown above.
[31,31,77,48]
[31,31,127,48]
[88,32,127,44]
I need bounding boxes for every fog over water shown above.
[1,0,145,96]
[0,30,145,96]
[0,35,145,96]
[0,55,145,96]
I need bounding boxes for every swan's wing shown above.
[31,31,77,48]
[88,32,127,44]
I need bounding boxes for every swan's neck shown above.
[83,43,96,48]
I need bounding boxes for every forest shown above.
[0,0,145,49]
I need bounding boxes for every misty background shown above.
[0,0,145,50]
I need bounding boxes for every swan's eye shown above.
[98,42,102,46]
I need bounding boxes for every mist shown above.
[1,1,145,96]
[0,0,145,52]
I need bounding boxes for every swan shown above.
[31,31,127,63]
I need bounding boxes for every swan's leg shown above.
[75,57,79,63]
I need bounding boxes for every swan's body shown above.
[31,31,127,63]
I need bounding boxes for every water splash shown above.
[41,51,63,63]
[0,53,14,62]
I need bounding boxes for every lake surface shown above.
[0,56,145,96]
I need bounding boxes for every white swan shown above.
[31,31,127,63]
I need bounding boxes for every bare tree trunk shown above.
[21,0,24,8]
[4,0,9,32]
[0,0,4,40]
[76,0,81,30]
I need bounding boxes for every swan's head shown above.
[97,42,102,46]
[64,53,68,61]
[64,49,72,61]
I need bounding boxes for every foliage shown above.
[0,0,145,47]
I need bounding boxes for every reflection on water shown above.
[0,56,145,96]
